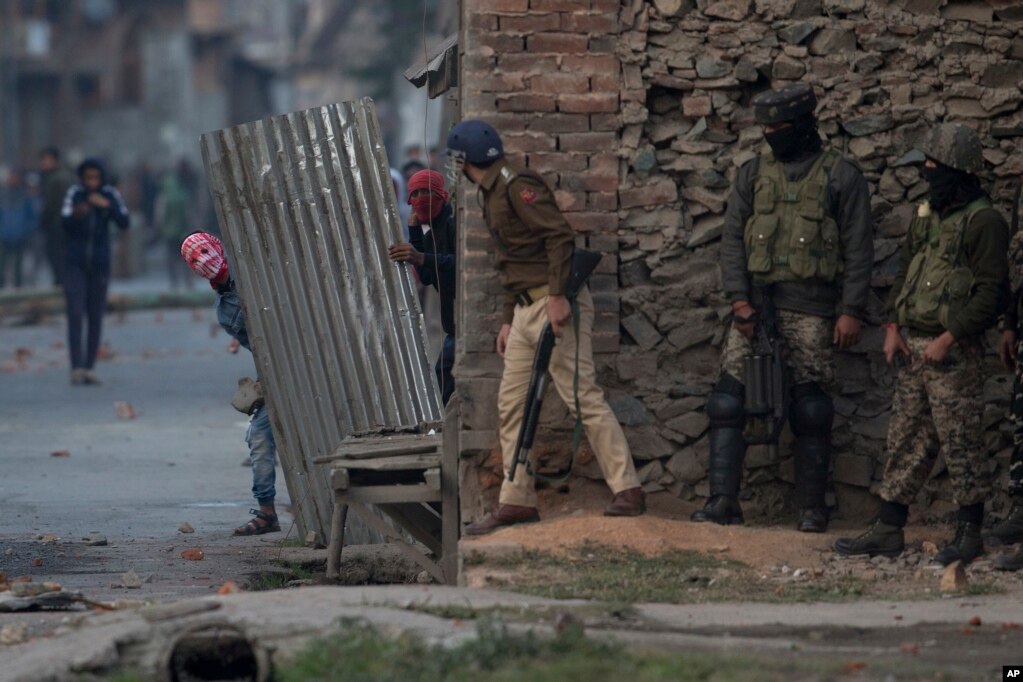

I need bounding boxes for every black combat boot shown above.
[989,497,1023,546]
[934,521,984,566]
[691,375,746,526]
[834,519,905,558]
[994,546,1023,571]
[790,383,833,533]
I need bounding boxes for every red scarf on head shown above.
[181,232,229,287]
[407,169,449,223]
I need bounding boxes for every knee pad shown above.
[707,373,745,429]
[789,382,834,437]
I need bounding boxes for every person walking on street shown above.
[0,168,39,290]
[693,83,873,533]
[181,231,281,536]
[447,120,645,536]
[38,147,74,287]
[835,123,1009,565]
[389,169,458,404]
[61,158,130,385]
[157,161,196,290]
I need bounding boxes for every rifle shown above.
[507,248,603,483]
[742,285,788,447]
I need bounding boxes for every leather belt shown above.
[515,284,550,307]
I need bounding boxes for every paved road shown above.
[0,307,293,603]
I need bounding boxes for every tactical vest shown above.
[744,149,843,283]
[895,198,993,331]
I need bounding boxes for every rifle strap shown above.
[528,296,583,486]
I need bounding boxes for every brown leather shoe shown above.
[464,504,540,536]
[604,487,646,517]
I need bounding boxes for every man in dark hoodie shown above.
[388,169,457,404]
[61,158,130,385]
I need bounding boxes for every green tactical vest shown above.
[895,198,993,331]
[743,149,843,283]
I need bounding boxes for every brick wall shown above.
[455,0,1023,523]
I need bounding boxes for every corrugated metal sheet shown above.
[200,98,443,541]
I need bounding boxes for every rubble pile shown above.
[458,0,1023,522]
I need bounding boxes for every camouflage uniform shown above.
[879,334,990,506]
[720,310,834,387]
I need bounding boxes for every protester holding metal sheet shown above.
[389,169,457,405]
[447,120,645,536]
[181,231,281,537]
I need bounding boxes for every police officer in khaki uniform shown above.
[446,120,645,535]
[836,123,1009,565]
[693,83,874,533]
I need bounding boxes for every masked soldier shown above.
[691,83,873,533]
[835,123,1009,565]
[447,120,645,535]
[991,229,1023,571]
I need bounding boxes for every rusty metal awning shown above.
[200,98,443,541]
[403,33,458,99]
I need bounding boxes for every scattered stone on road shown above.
[10,582,61,598]
[177,523,194,534]
[83,534,108,547]
[120,571,142,590]
[49,450,70,458]
[940,561,968,593]
[0,622,27,645]
[180,549,204,561]
[114,402,137,420]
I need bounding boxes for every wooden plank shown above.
[379,503,442,556]
[440,405,460,585]
[423,468,441,491]
[339,485,442,504]
[346,502,445,583]
[330,468,351,491]
[327,454,441,472]
[313,434,444,463]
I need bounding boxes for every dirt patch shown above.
[462,480,948,573]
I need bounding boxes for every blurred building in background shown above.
[0,0,297,171]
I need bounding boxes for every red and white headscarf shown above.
[406,169,449,223]
[180,232,228,283]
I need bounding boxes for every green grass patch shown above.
[244,560,313,592]
[275,620,839,682]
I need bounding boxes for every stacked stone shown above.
[456,0,1023,522]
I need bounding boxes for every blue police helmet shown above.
[446,120,504,165]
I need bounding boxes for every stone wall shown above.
[454,0,1023,524]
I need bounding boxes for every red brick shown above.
[589,0,621,10]
[531,0,585,9]
[528,152,589,171]
[587,234,619,252]
[588,36,617,53]
[528,113,591,134]
[588,191,618,210]
[498,54,559,73]
[481,33,525,53]
[467,71,527,92]
[496,93,557,112]
[503,132,557,152]
[619,180,679,209]
[561,12,617,33]
[500,13,560,32]
[565,211,620,232]
[559,132,617,151]
[559,93,618,113]
[560,171,619,193]
[589,113,620,131]
[478,0,528,11]
[474,113,532,132]
[530,72,591,94]
[553,189,587,212]
[528,33,590,53]
[562,54,619,74]
[588,153,619,175]
[467,13,500,30]
[590,73,621,92]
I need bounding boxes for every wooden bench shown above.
[315,429,458,584]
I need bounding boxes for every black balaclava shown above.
[921,161,986,217]
[764,113,822,163]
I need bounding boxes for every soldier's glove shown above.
[231,377,264,415]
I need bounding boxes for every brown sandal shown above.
[233,509,281,536]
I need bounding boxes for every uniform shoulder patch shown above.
[518,187,538,204]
